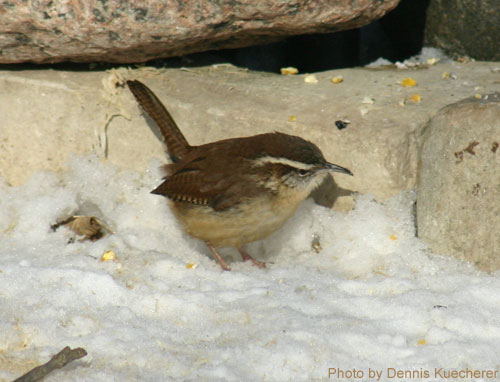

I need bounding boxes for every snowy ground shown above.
[1,155,500,382]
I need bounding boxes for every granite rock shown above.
[0,0,399,64]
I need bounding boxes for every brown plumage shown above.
[127,80,190,162]
[127,80,352,271]
[152,132,326,211]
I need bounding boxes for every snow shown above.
[2,155,500,381]
[366,47,451,68]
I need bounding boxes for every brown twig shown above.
[13,346,87,382]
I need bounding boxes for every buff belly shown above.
[169,187,312,247]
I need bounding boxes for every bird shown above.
[127,80,352,271]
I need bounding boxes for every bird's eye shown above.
[298,169,309,177]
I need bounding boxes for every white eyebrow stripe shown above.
[254,156,316,171]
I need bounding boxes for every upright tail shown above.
[127,80,190,162]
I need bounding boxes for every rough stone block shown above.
[417,93,500,271]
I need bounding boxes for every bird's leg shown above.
[238,247,266,268]
[205,242,231,271]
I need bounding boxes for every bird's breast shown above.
[169,185,311,247]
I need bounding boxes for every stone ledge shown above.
[1,61,498,211]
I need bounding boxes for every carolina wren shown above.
[127,80,352,271]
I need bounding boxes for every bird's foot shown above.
[206,242,231,271]
[239,247,266,268]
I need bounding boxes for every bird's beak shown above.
[323,162,353,176]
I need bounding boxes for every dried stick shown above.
[13,346,87,382]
